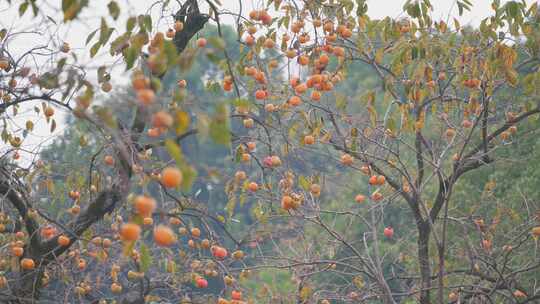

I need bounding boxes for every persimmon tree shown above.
[1,0,540,303]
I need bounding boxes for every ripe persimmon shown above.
[177,79,187,89]
[169,217,182,225]
[101,238,111,248]
[70,204,81,215]
[384,227,394,238]
[285,49,296,59]
[319,54,330,65]
[161,167,183,188]
[355,194,366,203]
[371,191,383,202]
[234,170,247,181]
[248,10,260,20]
[248,182,258,192]
[260,11,272,25]
[147,128,160,137]
[196,277,208,288]
[232,290,242,300]
[104,155,114,166]
[255,90,267,100]
[223,81,233,92]
[263,38,275,49]
[152,111,173,129]
[77,258,86,270]
[154,225,176,246]
[137,88,155,105]
[191,227,201,238]
[281,195,296,210]
[143,217,153,226]
[246,141,256,151]
[445,128,456,140]
[120,223,141,241]
[310,184,321,196]
[311,90,321,101]
[12,246,24,257]
[531,226,540,237]
[298,55,309,65]
[241,153,251,162]
[20,258,35,270]
[111,282,122,293]
[232,250,244,260]
[44,106,55,117]
[264,103,276,112]
[294,83,307,95]
[243,118,254,128]
[271,155,281,167]
[196,38,207,48]
[289,96,302,106]
[340,154,353,165]
[304,135,315,145]
[134,195,156,217]
[101,82,112,92]
[212,246,228,259]
[244,35,255,46]
[57,235,70,246]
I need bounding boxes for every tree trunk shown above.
[418,220,432,304]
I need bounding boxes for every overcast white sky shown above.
[0,0,535,164]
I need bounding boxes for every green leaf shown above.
[367,105,378,127]
[30,1,38,16]
[107,1,120,20]
[209,103,231,146]
[505,1,519,18]
[90,41,101,58]
[124,46,138,70]
[143,15,152,32]
[110,32,130,55]
[335,93,347,110]
[126,16,136,31]
[85,29,98,45]
[0,29,7,41]
[163,40,178,67]
[386,117,397,133]
[298,175,310,191]
[139,243,152,272]
[19,2,29,16]
[93,106,117,128]
[39,72,59,89]
[63,0,87,22]
[226,196,236,217]
[98,18,114,45]
[208,36,226,50]
[57,57,67,70]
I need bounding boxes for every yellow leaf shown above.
[300,285,313,301]
[175,110,190,135]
